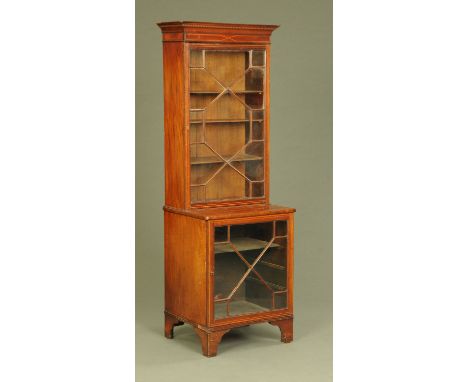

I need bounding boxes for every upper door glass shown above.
[189,49,266,204]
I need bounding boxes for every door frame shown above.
[207,213,294,327]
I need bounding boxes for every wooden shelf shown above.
[246,276,286,291]
[214,237,279,254]
[190,90,263,94]
[191,153,263,165]
[214,300,269,319]
[190,119,263,124]
[259,260,285,271]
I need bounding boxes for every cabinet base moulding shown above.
[164,311,294,357]
[164,312,184,339]
[194,327,231,357]
[269,318,294,343]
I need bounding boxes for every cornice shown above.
[157,21,279,32]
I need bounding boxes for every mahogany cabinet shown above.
[157,21,296,356]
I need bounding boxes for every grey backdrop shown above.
[136,0,332,380]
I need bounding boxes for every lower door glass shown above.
[214,220,288,320]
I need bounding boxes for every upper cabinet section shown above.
[158,22,278,209]
[189,48,266,205]
[157,21,278,44]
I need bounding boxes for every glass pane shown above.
[190,50,204,68]
[190,68,224,93]
[204,50,247,86]
[203,165,246,202]
[190,143,222,164]
[231,67,264,92]
[189,49,266,204]
[214,220,288,320]
[252,121,264,141]
[204,92,246,122]
[252,50,265,67]
[252,182,264,197]
[215,226,228,243]
[189,122,203,144]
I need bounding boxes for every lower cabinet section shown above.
[164,205,295,357]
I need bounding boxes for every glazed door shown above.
[211,218,290,321]
[189,48,267,205]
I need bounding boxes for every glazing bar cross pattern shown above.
[189,49,266,203]
[214,220,288,320]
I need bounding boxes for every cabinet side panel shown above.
[264,45,271,204]
[163,42,186,208]
[287,213,294,314]
[165,211,207,325]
